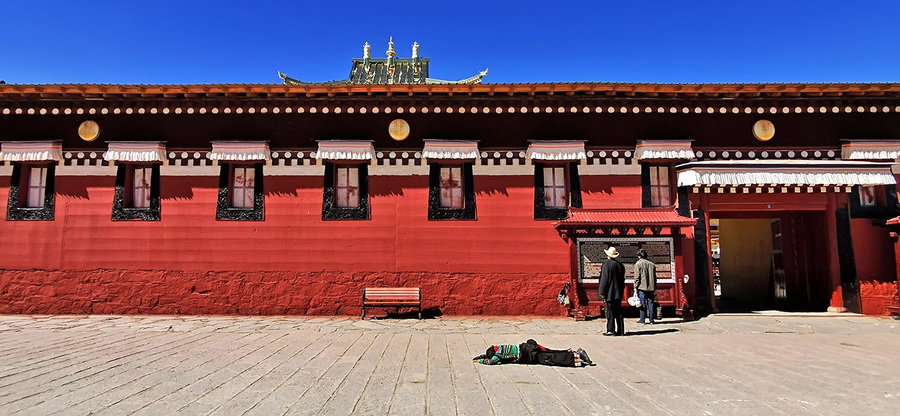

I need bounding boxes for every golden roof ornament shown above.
[363,42,370,59]
[386,37,396,57]
[386,37,396,82]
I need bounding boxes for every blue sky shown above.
[1,1,898,85]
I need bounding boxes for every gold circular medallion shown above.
[388,119,410,141]
[78,120,100,141]
[752,119,775,141]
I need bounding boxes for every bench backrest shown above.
[364,287,420,303]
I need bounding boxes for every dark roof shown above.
[348,58,430,84]
[2,83,898,100]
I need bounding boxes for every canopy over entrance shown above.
[677,160,896,187]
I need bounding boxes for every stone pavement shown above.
[1,313,899,415]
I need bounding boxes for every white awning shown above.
[635,140,695,160]
[315,141,375,160]
[526,141,586,160]
[210,141,271,161]
[677,160,897,187]
[422,140,479,159]
[0,141,63,161]
[841,140,900,160]
[103,142,167,162]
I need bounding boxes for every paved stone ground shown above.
[1,313,899,415]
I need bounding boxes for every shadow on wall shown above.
[477,186,510,197]
[56,177,100,199]
[264,181,299,197]
[371,181,406,197]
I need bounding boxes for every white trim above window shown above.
[0,141,63,161]
[526,141,586,161]
[635,140,694,161]
[841,140,900,161]
[210,141,271,161]
[423,140,479,160]
[104,142,167,162]
[316,141,375,161]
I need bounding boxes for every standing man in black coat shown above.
[598,246,626,336]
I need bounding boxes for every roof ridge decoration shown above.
[278,39,488,86]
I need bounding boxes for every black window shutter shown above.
[533,162,545,218]
[641,164,652,208]
[569,162,582,209]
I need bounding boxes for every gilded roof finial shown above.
[386,37,396,57]
[364,42,370,59]
[412,42,419,59]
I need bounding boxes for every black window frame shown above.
[534,161,582,220]
[428,162,476,220]
[642,163,675,208]
[322,161,370,220]
[112,163,161,221]
[216,162,264,221]
[6,162,56,221]
[849,184,899,219]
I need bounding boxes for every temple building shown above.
[1,40,899,318]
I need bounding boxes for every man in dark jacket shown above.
[598,246,626,336]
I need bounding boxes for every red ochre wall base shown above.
[0,270,568,316]
[859,280,900,316]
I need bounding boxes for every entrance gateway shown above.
[679,159,898,314]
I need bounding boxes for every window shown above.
[440,165,464,208]
[216,162,264,221]
[543,166,567,209]
[112,164,161,221]
[534,162,581,220]
[850,184,898,218]
[7,162,56,220]
[231,165,255,209]
[428,163,475,220]
[131,166,152,209]
[322,162,369,220]
[25,166,48,208]
[858,185,877,207]
[643,164,672,207]
[335,165,360,208]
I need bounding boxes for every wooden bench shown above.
[362,287,421,319]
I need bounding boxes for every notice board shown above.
[577,237,675,284]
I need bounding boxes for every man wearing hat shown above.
[598,246,626,336]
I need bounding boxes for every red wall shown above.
[851,218,898,315]
[1,173,582,315]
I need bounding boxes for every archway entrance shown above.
[710,212,831,312]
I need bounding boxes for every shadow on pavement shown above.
[626,328,680,336]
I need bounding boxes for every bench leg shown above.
[418,308,422,320]
[361,306,366,320]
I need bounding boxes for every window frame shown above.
[6,162,56,221]
[322,161,370,220]
[642,163,674,208]
[112,163,161,221]
[216,162,264,221]
[850,184,898,219]
[428,162,476,220]
[534,161,582,220]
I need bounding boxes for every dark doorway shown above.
[711,212,831,312]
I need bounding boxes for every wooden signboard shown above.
[577,237,675,284]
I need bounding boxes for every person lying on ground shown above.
[473,339,593,367]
